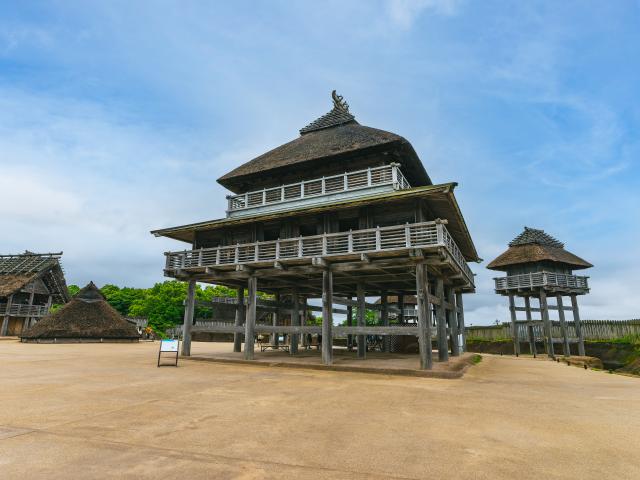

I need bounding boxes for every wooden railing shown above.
[227,163,410,212]
[494,272,589,291]
[165,221,474,286]
[0,304,49,317]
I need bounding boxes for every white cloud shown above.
[387,0,461,29]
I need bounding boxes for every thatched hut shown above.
[21,282,139,343]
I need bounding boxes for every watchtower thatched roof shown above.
[0,252,69,302]
[486,227,592,271]
[217,90,432,193]
[21,282,139,342]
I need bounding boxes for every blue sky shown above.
[1,1,638,325]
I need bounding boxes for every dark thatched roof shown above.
[487,227,593,271]
[21,282,139,340]
[217,91,431,193]
[0,252,69,302]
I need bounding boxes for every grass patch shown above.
[471,354,482,364]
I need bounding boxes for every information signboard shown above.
[158,339,180,367]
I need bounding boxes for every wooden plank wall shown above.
[467,319,640,341]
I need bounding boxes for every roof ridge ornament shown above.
[299,90,357,135]
[332,90,349,113]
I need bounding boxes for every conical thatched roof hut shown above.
[21,282,139,343]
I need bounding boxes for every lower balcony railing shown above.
[494,272,589,291]
[0,304,50,317]
[165,221,474,286]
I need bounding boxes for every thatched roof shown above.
[217,91,431,193]
[487,227,593,271]
[0,252,69,302]
[21,282,139,340]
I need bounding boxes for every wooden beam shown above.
[357,282,366,359]
[181,280,196,356]
[448,286,460,356]
[381,291,389,353]
[455,291,465,353]
[244,276,257,360]
[233,288,244,352]
[556,295,570,357]
[435,278,448,362]
[290,289,300,355]
[524,296,536,358]
[571,294,586,356]
[539,290,555,359]
[508,294,520,357]
[322,269,333,365]
[416,262,433,370]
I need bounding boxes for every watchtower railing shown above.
[494,272,589,291]
[0,303,50,317]
[227,163,410,213]
[165,221,474,286]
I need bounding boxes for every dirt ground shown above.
[0,339,639,479]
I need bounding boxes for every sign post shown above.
[157,339,180,367]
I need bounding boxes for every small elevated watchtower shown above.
[487,227,592,358]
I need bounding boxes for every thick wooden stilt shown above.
[455,291,465,352]
[181,280,196,356]
[301,297,307,347]
[244,276,257,360]
[346,305,353,351]
[381,292,390,353]
[357,283,366,359]
[524,296,536,357]
[290,289,300,355]
[397,293,405,324]
[556,295,570,357]
[571,294,586,356]
[271,292,280,346]
[448,287,460,356]
[416,262,433,369]
[508,294,520,357]
[539,290,555,359]
[321,269,333,365]
[435,277,448,362]
[233,288,244,352]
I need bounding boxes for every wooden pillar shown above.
[233,288,245,352]
[357,283,366,359]
[301,296,308,347]
[455,291,465,352]
[416,262,433,369]
[508,294,520,357]
[435,278,448,362]
[397,294,405,324]
[571,294,586,356]
[346,305,354,351]
[290,289,300,355]
[448,287,460,356]
[524,296,536,357]
[539,290,555,359]
[381,292,390,353]
[181,280,196,356]
[271,292,280,346]
[556,295,570,357]
[244,276,257,360]
[321,269,333,365]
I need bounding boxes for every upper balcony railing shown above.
[165,220,474,286]
[227,163,410,215]
[494,272,589,292]
[0,303,50,317]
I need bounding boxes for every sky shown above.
[1,0,639,325]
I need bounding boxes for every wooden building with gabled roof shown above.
[0,252,70,336]
[488,227,592,358]
[152,91,479,370]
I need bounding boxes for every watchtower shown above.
[487,227,592,358]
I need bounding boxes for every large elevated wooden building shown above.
[0,252,70,336]
[152,91,479,369]
[487,227,592,358]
